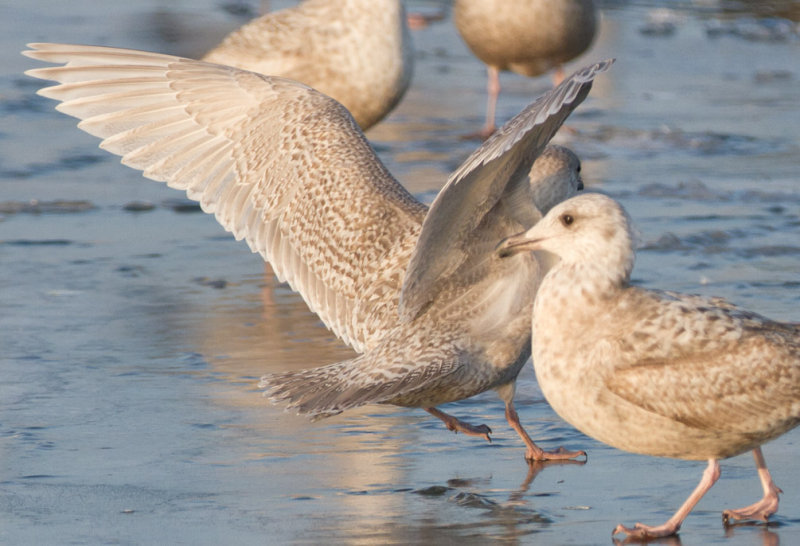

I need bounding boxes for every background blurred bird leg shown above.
[483,65,501,137]
[463,65,500,140]
[552,65,566,86]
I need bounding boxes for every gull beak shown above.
[577,174,584,191]
[496,231,542,258]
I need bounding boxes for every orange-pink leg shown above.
[613,459,721,539]
[552,65,566,86]
[463,65,501,140]
[723,447,782,524]
[505,400,586,462]
[425,407,491,442]
[482,65,500,138]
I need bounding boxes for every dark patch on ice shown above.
[414,485,451,496]
[193,277,228,289]
[582,125,787,157]
[117,265,148,278]
[754,69,794,83]
[3,239,73,246]
[124,201,157,212]
[639,180,720,201]
[738,245,800,258]
[219,0,256,18]
[642,233,689,251]
[634,179,800,205]
[2,152,106,179]
[0,199,95,214]
[163,198,202,213]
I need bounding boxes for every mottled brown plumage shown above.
[24,43,610,461]
[497,193,800,536]
[203,0,412,130]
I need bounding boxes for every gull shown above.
[24,42,611,461]
[203,0,413,130]
[497,192,800,536]
[454,0,598,138]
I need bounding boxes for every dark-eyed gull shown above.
[497,192,800,535]
[203,0,413,130]
[454,0,597,137]
[23,43,611,462]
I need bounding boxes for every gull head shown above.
[529,145,584,216]
[496,193,636,283]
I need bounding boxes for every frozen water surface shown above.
[2,1,799,544]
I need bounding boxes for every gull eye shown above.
[576,165,582,173]
[560,214,574,227]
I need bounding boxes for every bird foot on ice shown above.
[526,445,587,462]
[722,489,781,525]
[612,521,681,540]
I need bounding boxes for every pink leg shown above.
[505,400,586,462]
[723,447,782,524]
[462,66,500,140]
[613,459,721,539]
[482,65,500,138]
[552,65,566,86]
[425,407,491,442]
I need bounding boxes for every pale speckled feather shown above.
[603,290,800,437]
[24,42,424,353]
[203,0,413,130]
[400,59,613,321]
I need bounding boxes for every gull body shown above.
[203,0,413,130]
[497,193,800,536]
[24,43,610,461]
[454,0,597,137]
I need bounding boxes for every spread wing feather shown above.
[24,43,425,353]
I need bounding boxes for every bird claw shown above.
[451,422,492,443]
[437,413,492,442]
[612,521,680,540]
[526,446,587,462]
[721,486,781,525]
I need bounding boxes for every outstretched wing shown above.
[400,59,614,321]
[24,43,426,353]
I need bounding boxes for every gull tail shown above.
[259,354,398,420]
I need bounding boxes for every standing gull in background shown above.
[497,193,800,536]
[203,0,413,131]
[454,0,597,138]
[24,43,611,461]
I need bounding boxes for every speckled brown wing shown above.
[24,43,426,353]
[399,59,613,321]
[605,290,800,437]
